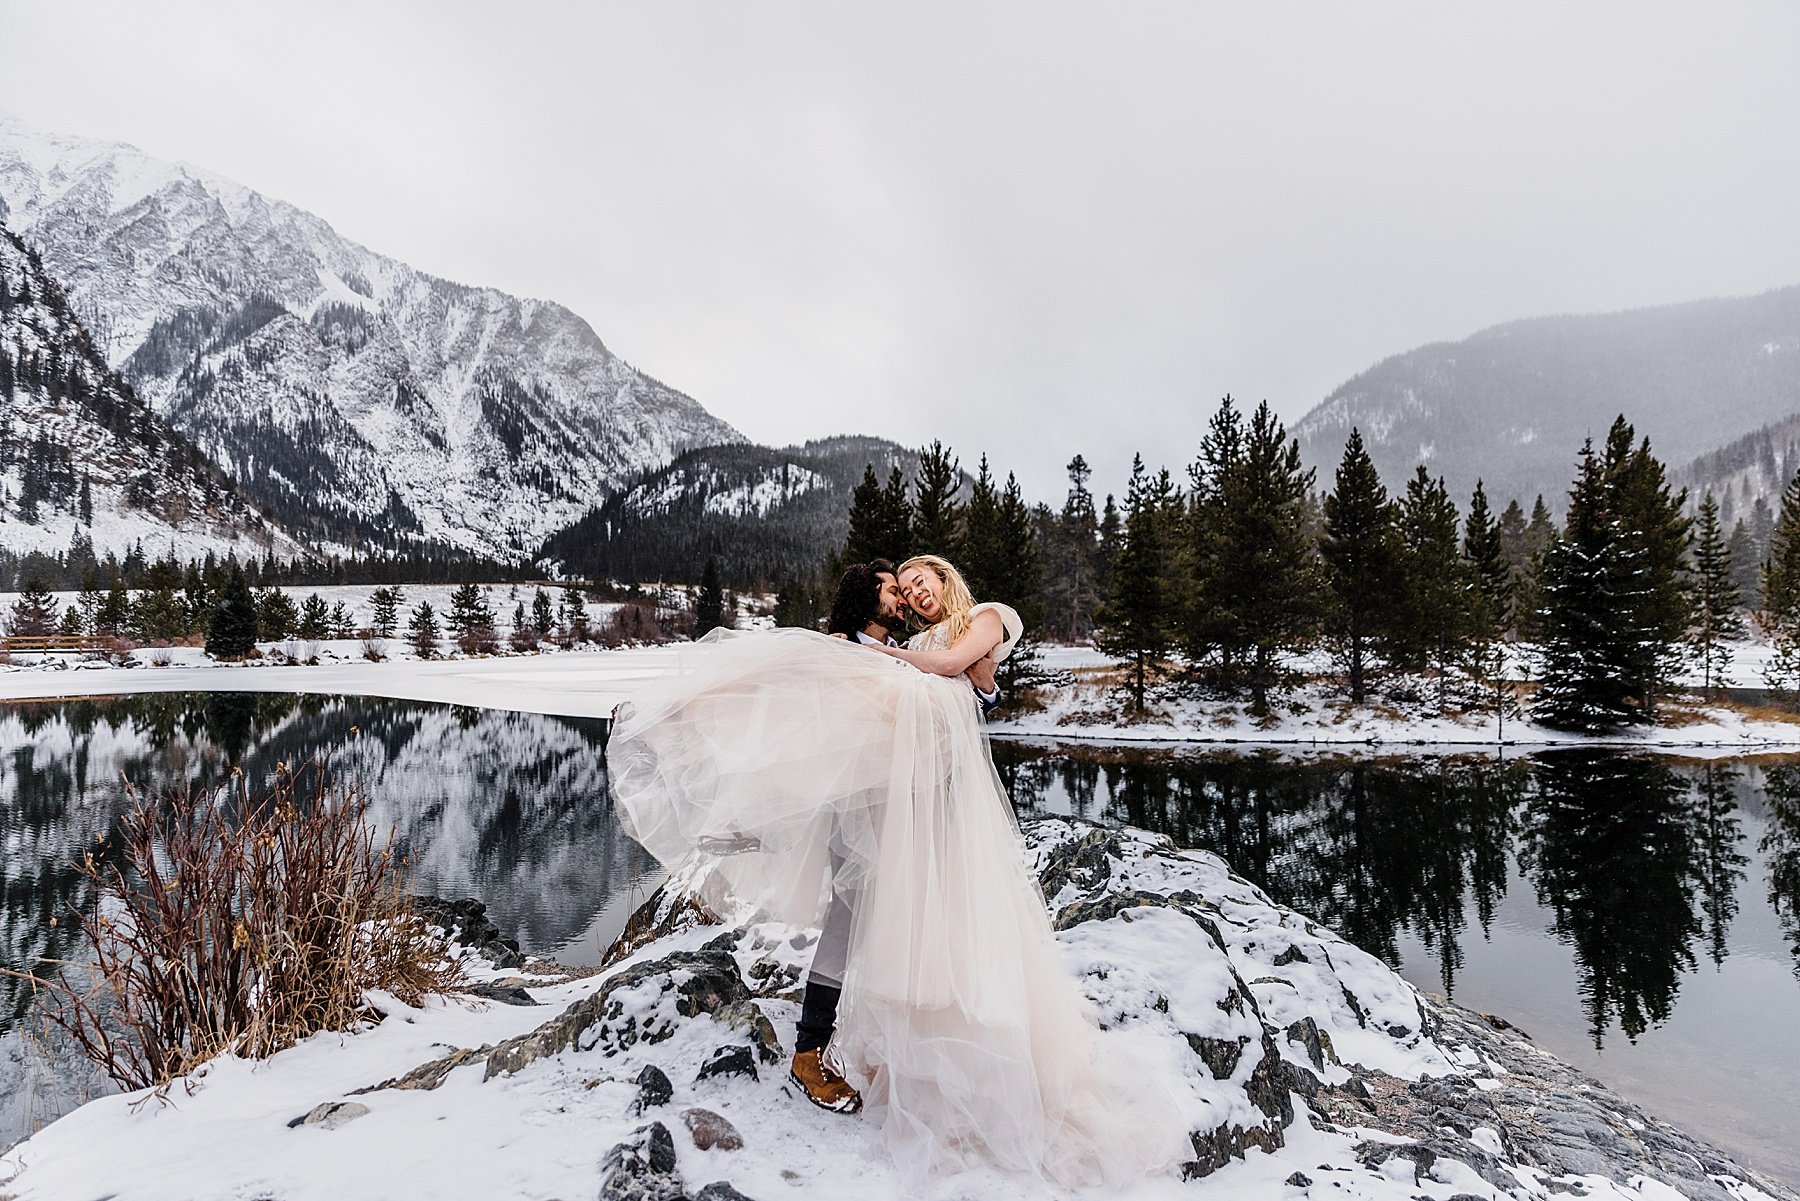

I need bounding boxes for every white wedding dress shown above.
[608,606,1186,1189]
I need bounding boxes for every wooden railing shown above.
[0,634,112,654]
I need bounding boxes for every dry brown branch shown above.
[5,759,464,1091]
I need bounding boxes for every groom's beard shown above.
[871,607,908,636]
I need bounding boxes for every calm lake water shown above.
[2,694,1797,1185]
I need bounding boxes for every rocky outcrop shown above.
[413,895,524,969]
[360,819,1795,1201]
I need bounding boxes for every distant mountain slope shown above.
[1295,286,1800,507]
[1674,411,1800,525]
[0,224,297,562]
[0,112,742,557]
[541,436,923,586]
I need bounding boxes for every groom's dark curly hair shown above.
[826,559,897,638]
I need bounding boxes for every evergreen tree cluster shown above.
[827,400,1752,733]
[826,440,1044,634]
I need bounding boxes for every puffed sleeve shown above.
[970,601,1024,662]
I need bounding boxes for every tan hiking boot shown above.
[790,1048,862,1114]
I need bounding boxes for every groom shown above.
[791,559,909,1113]
[792,557,1005,1114]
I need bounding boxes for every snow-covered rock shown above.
[5,817,1790,1201]
[0,111,743,557]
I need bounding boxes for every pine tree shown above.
[297,593,331,641]
[1045,455,1100,643]
[1761,472,1800,698]
[843,465,893,564]
[1096,493,1122,601]
[78,475,92,526]
[1599,416,1693,706]
[1726,518,1761,610]
[532,587,555,637]
[1393,467,1472,708]
[330,600,354,639]
[57,604,85,636]
[1320,429,1398,704]
[773,577,820,629]
[370,586,401,638]
[407,601,441,659]
[878,466,913,561]
[912,440,962,553]
[559,582,590,642]
[205,563,259,659]
[956,455,1006,601]
[1464,481,1512,644]
[7,578,58,637]
[96,580,130,636]
[1691,493,1744,694]
[1095,455,1172,711]
[1535,441,1656,731]
[257,588,298,641]
[447,582,496,652]
[694,557,725,638]
[1190,398,1320,712]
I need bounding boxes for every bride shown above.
[607,554,1186,1189]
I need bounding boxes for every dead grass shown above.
[6,758,464,1091]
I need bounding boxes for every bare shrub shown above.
[360,637,388,662]
[147,649,174,668]
[10,761,463,1090]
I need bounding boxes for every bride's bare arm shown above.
[874,610,1004,677]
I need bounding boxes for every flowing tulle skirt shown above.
[608,627,1186,1189]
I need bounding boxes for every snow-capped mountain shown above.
[1295,285,1800,508]
[0,112,742,557]
[0,223,298,561]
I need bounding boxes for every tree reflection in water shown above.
[995,741,1794,1049]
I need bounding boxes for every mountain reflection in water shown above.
[0,692,649,1043]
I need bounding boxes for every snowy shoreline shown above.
[6,641,1800,752]
[3,818,1790,1201]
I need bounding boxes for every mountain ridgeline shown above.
[0,112,741,558]
[1295,285,1800,509]
[540,436,928,588]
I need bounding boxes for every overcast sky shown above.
[3,1,1798,500]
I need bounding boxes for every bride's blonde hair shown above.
[897,554,977,645]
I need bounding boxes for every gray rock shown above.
[352,1044,494,1094]
[287,1100,371,1130]
[1272,944,1309,966]
[603,883,723,968]
[598,1121,683,1201]
[1284,1017,1328,1071]
[633,1064,673,1113]
[413,895,524,969]
[1285,1171,1312,1187]
[695,1185,757,1201]
[681,1107,744,1151]
[696,1045,757,1083]
[467,980,540,1006]
[483,950,770,1082]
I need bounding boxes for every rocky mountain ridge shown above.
[0,223,297,562]
[0,112,742,558]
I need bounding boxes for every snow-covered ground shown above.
[1018,643,1800,748]
[2,819,1785,1201]
[3,632,1798,747]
